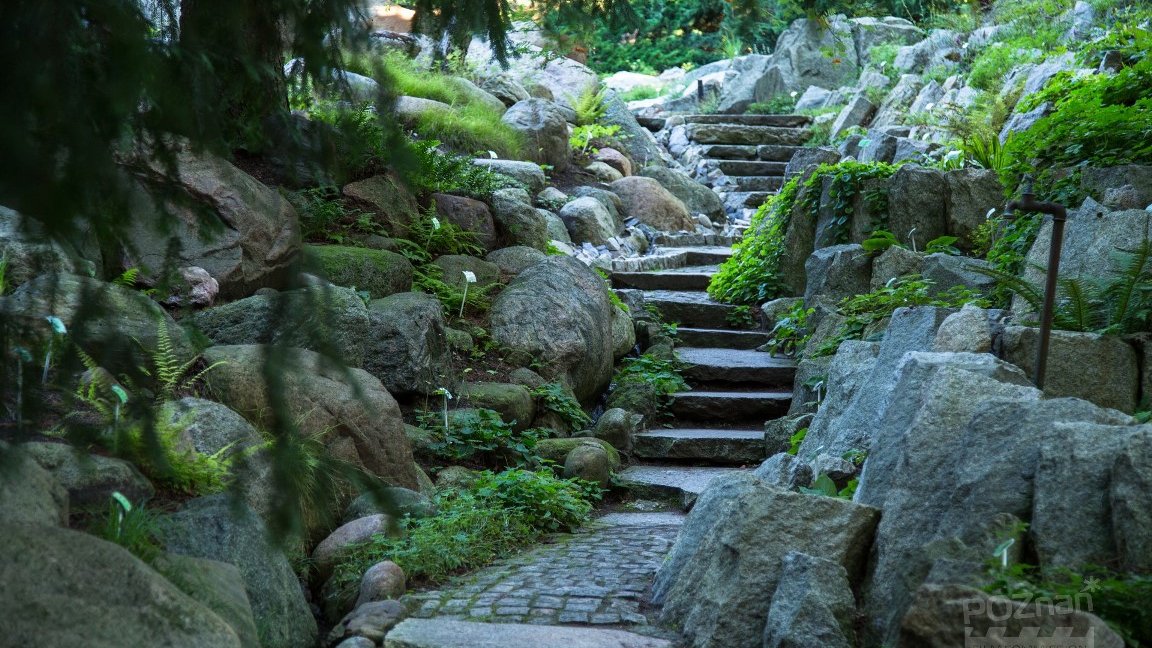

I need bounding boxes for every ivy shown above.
[707,161,899,305]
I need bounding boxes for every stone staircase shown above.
[661,114,813,220]
[612,247,797,509]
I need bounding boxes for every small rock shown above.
[312,515,392,582]
[355,561,406,606]
[563,444,614,487]
[326,599,407,647]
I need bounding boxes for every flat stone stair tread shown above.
[677,347,797,386]
[383,618,674,648]
[685,123,812,147]
[681,246,734,265]
[612,267,716,291]
[670,389,791,421]
[675,327,772,350]
[715,160,789,176]
[618,464,748,506]
[680,114,813,127]
[642,290,737,329]
[733,175,785,191]
[719,190,773,209]
[634,428,766,464]
[594,511,687,526]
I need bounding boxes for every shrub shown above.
[407,140,516,197]
[573,86,609,126]
[766,299,814,357]
[530,382,591,431]
[331,468,600,586]
[570,123,623,155]
[708,161,899,305]
[813,275,990,356]
[420,408,543,467]
[94,492,163,561]
[967,43,1038,93]
[612,354,688,397]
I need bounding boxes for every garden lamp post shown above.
[1003,175,1067,390]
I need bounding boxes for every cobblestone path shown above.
[403,512,683,627]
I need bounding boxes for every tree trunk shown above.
[179,0,287,150]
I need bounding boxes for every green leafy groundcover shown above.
[708,161,898,305]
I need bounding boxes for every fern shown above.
[113,267,141,287]
[140,319,224,402]
[1103,240,1152,333]
[1056,278,1102,332]
[573,87,609,126]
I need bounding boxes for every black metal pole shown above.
[1006,176,1067,390]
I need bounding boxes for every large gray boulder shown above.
[468,34,599,109]
[559,197,619,246]
[1,273,194,371]
[341,174,420,238]
[364,292,453,397]
[900,584,1124,648]
[432,194,498,253]
[803,244,873,305]
[854,352,1130,644]
[1001,325,1139,412]
[1111,430,1152,572]
[490,257,615,403]
[0,206,84,290]
[0,443,69,526]
[22,442,154,508]
[639,166,725,223]
[162,495,316,648]
[893,29,959,74]
[1022,200,1152,310]
[1081,164,1152,209]
[306,245,413,299]
[828,95,875,142]
[770,18,859,93]
[887,166,948,247]
[762,552,856,648]
[871,75,923,129]
[152,553,262,648]
[127,146,300,299]
[485,245,546,276]
[657,475,879,648]
[488,188,550,251]
[920,254,996,297]
[1033,422,1149,571]
[472,159,546,195]
[601,92,669,168]
[501,99,571,172]
[944,168,1003,250]
[190,285,371,367]
[609,177,696,232]
[203,345,419,489]
[2,522,243,647]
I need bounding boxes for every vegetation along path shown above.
[387,241,800,646]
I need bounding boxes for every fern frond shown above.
[966,262,1046,311]
[113,267,141,287]
[1055,278,1102,332]
[177,360,227,396]
[1104,239,1152,331]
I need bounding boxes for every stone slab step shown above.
[612,267,715,291]
[651,232,740,248]
[686,124,812,147]
[681,114,813,128]
[719,191,772,214]
[758,144,805,162]
[684,247,734,265]
[642,290,737,329]
[670,390,791,421]
[634,428,766,464]
[618,464,747,509]
[675,327,771,350]
[698,144,759,160]
[383,618,673,648]
[595,511,686,526]
[676,347,797,386]
[733,175,785,192]
[715,160,789,177]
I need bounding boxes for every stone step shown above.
[634,428,765,464]
[676,347,797,387]
[681,114,813,128]
[618,464,748,509]
[686,124,813,147]
[650,232,741,248]
[675,327,771,350]
[758,144,806,162]
[642,290,737,329]
[733,175,785,192]
[383,618,674,648]
[612,268,715,291]
[670,389,791,421]
[719,191,772,214]
[684,247,734,265]
[715,160,789,177]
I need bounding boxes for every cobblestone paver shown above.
[403,514,683,626]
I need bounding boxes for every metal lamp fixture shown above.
[1003,174,1067,390]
